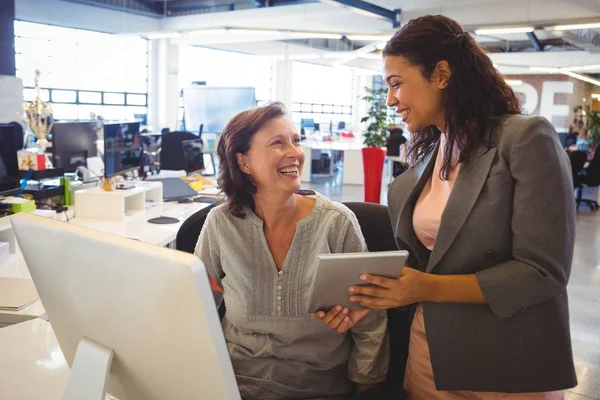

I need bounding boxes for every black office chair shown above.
[570,150,600,210]
[338,121,346,130]
[343,202,408,398]
[175,201,408,399]
[161,130,199,171]
[175,203,218,254]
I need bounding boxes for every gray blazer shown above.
[388,115,577,392]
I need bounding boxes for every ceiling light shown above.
[375,42,387,50]
[561,70,600,87]
[475,26,534,35]
[561,65,600,72]
[347,34,392,41]
[289,54,322,60]
[529,66,560,73]
[147,32,181,40]
[553,22,600,31]
[505,79,523,86]
[287,32,343,39]
[188,29,229,36]
[230,29,282,36]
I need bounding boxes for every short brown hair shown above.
[216,102,288,218]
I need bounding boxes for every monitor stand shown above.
[63,337,114,400]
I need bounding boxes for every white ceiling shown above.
[159,0,600,74]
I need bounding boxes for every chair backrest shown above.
[585,150,600,186]
[342,202,408,390]
[337,121,346,130]
[161,131,198,171]
[175,203,217,254]
[342,202,398,251]
[568,150,588,183]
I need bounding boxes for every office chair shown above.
[160,130,198,171]
[175,203,218,254]
[343,202,408,399]
[570,150,600,210]
[338,121,346,130]
[175,201,408,399]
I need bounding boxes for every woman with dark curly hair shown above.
[194,102,389,400]
[325,14,577,399]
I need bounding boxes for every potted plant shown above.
[360,87,390,203]
[588,111,600,152]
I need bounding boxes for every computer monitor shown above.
[103,122,142,178]
[182,138,204,173]
[10,213,240,400]
[301,118,315,130]
[51,121,98,171]
[0,123,23,195]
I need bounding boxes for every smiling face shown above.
[382,55,449,133]
[237,116,304,196]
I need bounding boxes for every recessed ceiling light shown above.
[475,26,534,35]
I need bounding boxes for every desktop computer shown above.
[51,121,98,172]
[103,122,142,179]
[11,213,240,400]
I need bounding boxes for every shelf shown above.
[19,168,65,181]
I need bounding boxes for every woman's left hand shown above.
[349,267,437,309]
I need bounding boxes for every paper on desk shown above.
[0,75,24,124]
[0,277,39,311]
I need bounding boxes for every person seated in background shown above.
[195,102,389,400]
[387,127,408,178]
[567,125,578,147]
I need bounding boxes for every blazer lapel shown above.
[426,144,496,273]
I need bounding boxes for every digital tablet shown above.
[306,250,409,313]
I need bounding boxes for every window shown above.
[15,21,148,122]
[292,62,354,127]
[179,46,272,102]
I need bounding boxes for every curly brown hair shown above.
[383,15,522,179]
[216,102,288,218]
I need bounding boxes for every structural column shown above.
[0,0,16,76]
[148,38,180,132]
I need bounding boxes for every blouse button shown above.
[277,285,282,290]
[277,296,282,301]
[276,305,282,311]
[278,271,284,276]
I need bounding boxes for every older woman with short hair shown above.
[195,102,389,400]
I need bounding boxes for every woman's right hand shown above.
[314,305,370,333]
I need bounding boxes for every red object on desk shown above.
[341,131,355,138]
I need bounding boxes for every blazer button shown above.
[484,250,496,260]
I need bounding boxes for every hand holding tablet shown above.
[306,250,409,313]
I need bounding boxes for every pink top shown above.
[412,135,460,250]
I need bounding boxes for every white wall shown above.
[15,0,160,34]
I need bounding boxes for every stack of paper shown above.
[0,278,39,311]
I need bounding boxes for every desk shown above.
[0,201,212,326]
[70,201,211,248]
[301,139,365,185]
[0,319,69,399]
